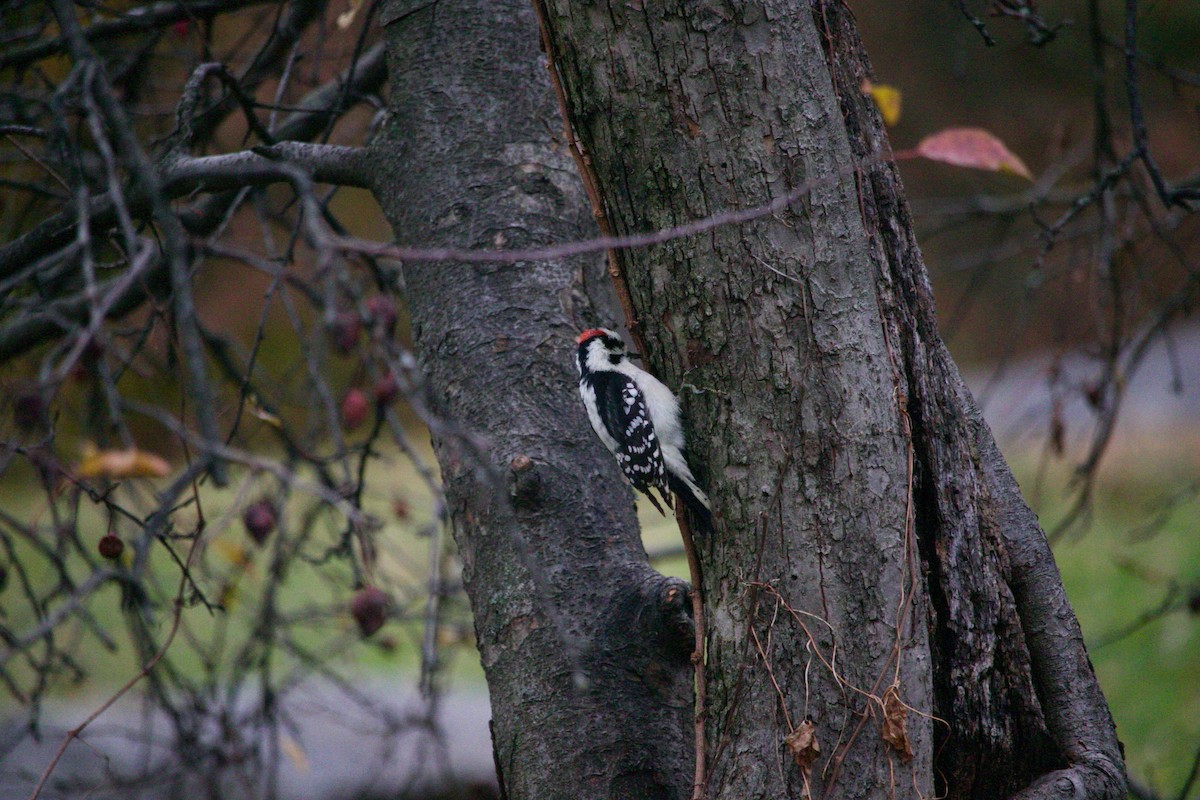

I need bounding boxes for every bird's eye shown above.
[608,354,622,365]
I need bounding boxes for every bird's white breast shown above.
[579,381,619,455]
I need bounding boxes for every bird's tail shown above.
[668,473,713,534]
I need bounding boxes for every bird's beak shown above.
[627,351,642,360]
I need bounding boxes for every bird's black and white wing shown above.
[585,371,671,512]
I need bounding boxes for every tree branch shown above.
[0,0,277,70]
[0,40,386,282]
[166,143,374,193]
[26,465,209,800]
[0,240,165,363]
[1123,0,1200,209]
[183,0,329,148]
[0,143,365,366]
[174,62,278,151]
[970,404,1127,800]
[49,0,225,483]
[955,0,997,46]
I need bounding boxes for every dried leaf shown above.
[248,394,282,428]
[881,684,914,761]
[336,0,362,29]
[916,127,1032,180]
[77,445,171,479]
[862,80,902,127]
[279,733,310,773]
[785,718,821,770]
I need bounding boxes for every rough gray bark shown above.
[371,1,692,798]
[537,2,1125,799]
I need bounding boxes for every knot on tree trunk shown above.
[1012,760,1127,800]
[508,454,541,507]
[592,572,694,675]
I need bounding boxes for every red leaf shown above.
[916,127,1032,180]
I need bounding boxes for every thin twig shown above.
[49,0,226,485]
[337,150,891,267]
[26,467,208,800]
[955,0,996,45]
[1123,0,1200,209]
[0,0,278,70]
[676,505,708,800]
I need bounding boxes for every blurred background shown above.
[856,3,1199,793]
[1,1,1197,798]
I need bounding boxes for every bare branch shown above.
[0,41,386,282]
[174,62,278,151]
[48,0,224,483]
[990,0,1065,46]
[0,0,278,70]
[183,0,329,148]
[338,150,894,265]
[972,410,1126,800]
[0,238,164,363]
[165,143,373,193]
[1123,0,1200,209]
[26,469,208,800]
[955,0,997,46]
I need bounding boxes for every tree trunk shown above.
[537,2,1125,799]
[371,1,693,798]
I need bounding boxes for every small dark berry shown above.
[81,337,105,361]
[365,296,398,338]
[374,373,399,406]
[341,388,370,430]
[330,312,362,355]
[350,586,388,637]
[14,393,45,432]
[72,339,105,383]
[98,533,124,560]
[243,499,277,545]
[392,497,410,520]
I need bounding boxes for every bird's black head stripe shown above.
[601,334,624,351]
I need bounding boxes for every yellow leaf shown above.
[863,80,902,127]
[916,127,1033,180]
[218,581,240,610]
[212,539,253,569]
[77,445,171,479]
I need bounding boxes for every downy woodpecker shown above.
[575,328,712,530]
